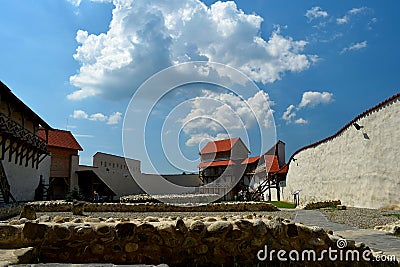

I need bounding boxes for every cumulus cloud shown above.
[282,91,333,124]
[68,0,315,100]
[71,110,122,124]
[282,105,296,122]
[305,7,328,21]
[299,91,334,108]
[180,90,274,146]
[341,41,368,54]
[72,109,89,119]
[107,112,122,125]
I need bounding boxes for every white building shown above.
[0,81,52,203]
[77,152,201,200]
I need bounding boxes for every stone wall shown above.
[0,215,392,266]
[27,201,279,213]
[0,204,22,220]
[284,95,400,209]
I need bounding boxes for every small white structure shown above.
[283,93,400,209]
[77,152,201,199]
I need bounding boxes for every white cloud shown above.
[299,91,334,108]
[337,6,369,25]
[107,112,122,125]
[294,118,308,124]
[305,7,328,21]
[282,105,296,122]
[68,0,315,100]
[349,7,367,15]
[89,113,107,122]
[282,91,333,124]
[71,110,122,124]
[336,16,349,25]
[180,90,274,146]
[72,109,89,119]
[341,41,367,54]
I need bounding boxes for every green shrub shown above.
[65,187,84,201]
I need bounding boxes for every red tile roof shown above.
[198,160,236,168]
[241,156,261,165]
[199,137,240,154]
[277,164,289,174]
[264,155,279,173]
[39,129,83,151]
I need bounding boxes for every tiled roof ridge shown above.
[288,92,400,162]
[199,137,240,154]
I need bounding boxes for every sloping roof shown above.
[241,156,261,165]
[198,160,236,168]
[0,81,51,129]
[264,155,280,173]
[288,92,400,163]
[38,129,83,151]
[199,137,240,154]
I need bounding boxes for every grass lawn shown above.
[269,201,296,209]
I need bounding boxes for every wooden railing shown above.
[0,113,47,153]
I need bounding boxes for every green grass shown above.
[268,201,296,209]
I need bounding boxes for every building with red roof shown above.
[198,138,287,201]
[38,128,82,200]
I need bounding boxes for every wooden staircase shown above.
[0,160,16,205]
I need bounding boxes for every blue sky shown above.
[1,0,399,174]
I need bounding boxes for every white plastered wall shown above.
[283,98,400,209]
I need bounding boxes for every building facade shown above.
[38,129,82,200]
[0,81,51,203]
[77,152,201,200]
[283,93,400,209]
[198,138,288,201]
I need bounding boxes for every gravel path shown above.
[321,207,400,229]
[9,210,295,222]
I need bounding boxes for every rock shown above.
[115,222,136,239]
[195,244,208,255]
[53,216,66,223]
[52,225,71,240]
[207,221,233,235]
[0,247,37,265]
[308,237,325,246]
[189,220,206,235]
[19,206,36,220]
[144,216,159,222]
[125,242,139,253]
[22,222,48,241]
[90,243,104,255]
[337,205,347,210]
[175,218,188,233]
[182,236,198,248]
[96,223,111,235]
[252,219,267,236]
[84,217,101,223]
[71,201,85,215]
